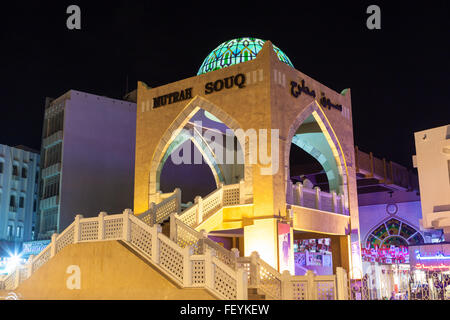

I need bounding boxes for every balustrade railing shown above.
[354,147,418,190]
[290,181,347,215]
[1,181,353,300]
[177,182,242,229]
[1,209,248,300]
[237,252,344,300]
[170,213,238,270]
[138,188,181,226]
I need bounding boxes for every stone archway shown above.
[156,125,225,190]
[148,95,251,205]
[284,100,349,208]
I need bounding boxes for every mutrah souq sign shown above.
[290,79,343,112]
[152,73,246,109]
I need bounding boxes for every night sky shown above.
[0,1,449,169]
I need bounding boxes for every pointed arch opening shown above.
[149,96,248,206]
[285,101,349,213]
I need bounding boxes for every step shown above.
[161,220,170,237]
[247,288,266,300]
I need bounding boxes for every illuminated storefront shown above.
[356,160,444,299]
[361,217,425,299]
[359,208,446,299]
[408,243,450,299]
[135,37,362,276]
[294,237,333,275]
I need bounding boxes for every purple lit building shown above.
[355,148,443,299]
[36,90,136,240]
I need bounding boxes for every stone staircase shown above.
[1,183,348,300]
[2,210,248,300]
[247,288,266,300]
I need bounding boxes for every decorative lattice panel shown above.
[192,260,205,285]
[130,222,152,258]
[259,264,282,299]
[202,193,221,218]
[104,218,123,239]
[176,223,202,254]
[159,239,184,282]
[56,226,74,253]
[223,187,240,206]
[214,264,237,300]
[291,281,308,300]
[316,281,335,300]
[216,250,236,270]
[140,212,155,227]
[205,241,236,270]
[80,221,99,241]
[19,268,28,283]
[32,247,51,273]
[179,206,197,228]
[155,199,177,223]
[237,261,251,284]
[4,272,16,290]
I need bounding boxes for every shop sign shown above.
[415,251,450,261]
[22,240,51,256]
[318,92,343,112]
[153,88,193,109]
[205,73,246,94]
[290,79,343,112]
[414,263,450,270]
[362,245,409,264]
[290,79,316,98]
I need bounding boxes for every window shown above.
[16,226,22,238]
[35,171,39,183]
[10,195,16,207]
[12,165,18,176]
[33,199,37,212]
[22,167,27,178]
[7,225,13,238]
[0,162,3,173]
[19,196,25,208]
[43,208,58,232]
[43,175,60,199]
[44,143,62,168]
[45,110,64,138]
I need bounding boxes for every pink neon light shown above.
[415,263,450,270]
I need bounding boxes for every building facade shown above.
[413,124,450,240]
[134,38,362,276]
[356,147,442,251]
[355,142,447,299]
[0,144,40,249]
[36,90,136,239]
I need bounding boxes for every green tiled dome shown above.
[197,37,294,75]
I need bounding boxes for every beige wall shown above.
[291,205,350,235]
[414,125,450,236]
[13,241,216,300]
